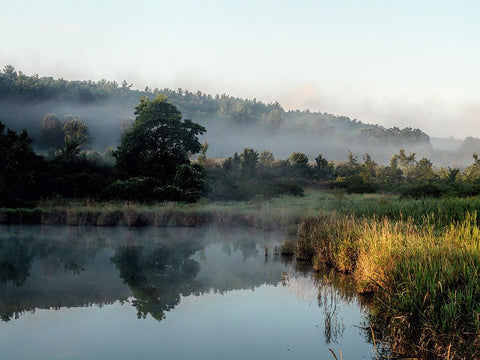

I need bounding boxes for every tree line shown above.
[1,93,480,208]
[0,96,206,206]
[0,65,429,148]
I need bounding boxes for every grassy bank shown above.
[0,190,333,230]
[285,205,480,359]
[5,189,480,229]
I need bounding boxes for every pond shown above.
[0,225,378,359]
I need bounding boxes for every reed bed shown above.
[0,190,326,229]
[290,211,480,359]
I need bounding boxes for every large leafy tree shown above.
[112,96,206,201]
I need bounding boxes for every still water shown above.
[0,226,376,359]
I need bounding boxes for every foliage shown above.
[61,115,91,156]
[0,121,46,205]
[239,148,259,178]
[113,96,206,202]
[114,96,205,180]
[289,202,480,358]
[173,164,208,203]
[315,153,335,179]
[5,65,480,205]
[289,152,312,178]
[197,140,209,166]
[0,66,430,150]
[102,177,163,201]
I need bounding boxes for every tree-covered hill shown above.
[0,65,475,164]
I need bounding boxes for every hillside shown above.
[0,65,476,164]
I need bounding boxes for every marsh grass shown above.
[0,190,329,228]
[293,210,480,359]
[4,189,480,230]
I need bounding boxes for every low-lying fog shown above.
[1,98,478,167]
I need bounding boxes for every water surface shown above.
[0,226,375,359]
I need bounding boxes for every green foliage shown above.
[173,164,208,203]
[61,115,91,157]
[197,140,209,166]
[314,153,334,180]
[47,152,115,199]
[335,151,360,177]
[359,153,376,182]
[0,121,46,205]
[0,66,430,149]
[289,152,312,178]
[239,148,259,178]
[102,177,163,201]
[207,147,309,201]
[287,205,480,358]
[258,150,275,169]
[343,175,378,194]
[463,153,480,183]
[112,96,206,202]
[114,96,205,182]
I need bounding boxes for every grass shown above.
[288,203,480,359]
[4,189,480,231]
[0,189,333,229]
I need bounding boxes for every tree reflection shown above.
[0,229,111,321]
[315,267,363,346]
[0,237,34,287]
[111,240,203,321]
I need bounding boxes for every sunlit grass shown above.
[291,210,480,359]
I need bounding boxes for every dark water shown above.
[0,226,376,360]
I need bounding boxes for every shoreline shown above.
[4,190,480,358]
[285,212,480,359]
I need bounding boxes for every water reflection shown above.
[0,236,33,287]
[0,226,288,322]
[111,242,202,321]
[0,225,376,359]
[0,226,366,325]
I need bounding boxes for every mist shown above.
[279,82,480,140]
[200,121,476,167]
[1,83,479,168]
[0,97,136,151]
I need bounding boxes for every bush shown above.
[102,177,162,201]
[400,182,443,198]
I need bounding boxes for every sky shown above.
[0,0,479,139]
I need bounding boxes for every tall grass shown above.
[0,191,326,229]
[290,211,480,359]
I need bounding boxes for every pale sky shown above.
[1,0,479,138]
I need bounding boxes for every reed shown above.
[292,211,480,358]
[0,190,324,229]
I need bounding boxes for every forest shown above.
[2,65,469,165]
[2,65,480,208]
[2,87,480,207]
[0,65,425,145]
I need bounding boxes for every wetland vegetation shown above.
[2,67,480,359]
[282,194,480,359]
